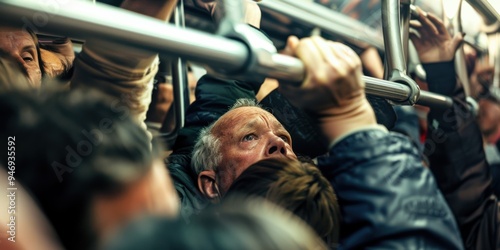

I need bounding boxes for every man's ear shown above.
[198,170,219,202]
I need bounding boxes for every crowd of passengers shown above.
[0,0,499,249]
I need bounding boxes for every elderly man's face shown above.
[211,106,297,194]
[0,28,41,88]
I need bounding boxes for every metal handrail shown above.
[465,0,500,32]
[0,0,452,108]
[258,0,385,52]
[383,0,407,75]
[381,0,420,105]
[161,0,190,141]
[443,0,472,97]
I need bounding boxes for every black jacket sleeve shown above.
[423,61,500,249]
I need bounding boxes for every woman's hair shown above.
[26,28,46,79]
[226,158,341,247]
[106,196,327,250]
[0,89,160,250]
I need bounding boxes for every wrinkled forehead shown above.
[0,28,36,49]
[0,26,34,39]
[212,106,282,135]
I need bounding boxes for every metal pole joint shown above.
[387,70,421,105]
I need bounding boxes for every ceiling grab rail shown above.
[258,0,452,107]
[0,0,451,108]
[259,0,385,52]
[400,0,413,73]
[465,0,500,93]
[465,0,500,34]
[443,0,473,97]
[381,0,420,106]
[442,0,482,115]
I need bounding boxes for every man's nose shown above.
[266,135,287,156]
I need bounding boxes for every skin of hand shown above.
[409,7,463,63]
[278,36,377,144]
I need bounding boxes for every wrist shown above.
[315,94,378,144]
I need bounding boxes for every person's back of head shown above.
[0,89,176,250]
[106,196,327,250]
[226,158,341,247]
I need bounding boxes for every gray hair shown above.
[191,123,221,175]
[230,98,259,110]
[191,98,261,175]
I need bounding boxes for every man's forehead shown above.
[213,106,283,131]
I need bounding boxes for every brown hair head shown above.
[227,158,341,247]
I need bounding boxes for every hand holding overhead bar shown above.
[409,5,477,112]
[409,8,464,65]
[214,0,450,108]
[278,36,380,142]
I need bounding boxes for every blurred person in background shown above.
[106,196,327,250]
[0,26,74,88]
[410,6,500,248]
[0,169,63,250]
[0,89,179,250]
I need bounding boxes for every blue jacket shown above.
[318,129,464,249]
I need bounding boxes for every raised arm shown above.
[411,7,500,249]
[70,0,178,135]
[279,36,464,249]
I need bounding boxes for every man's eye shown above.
[243,134,257,141]
[279,135,290,143]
